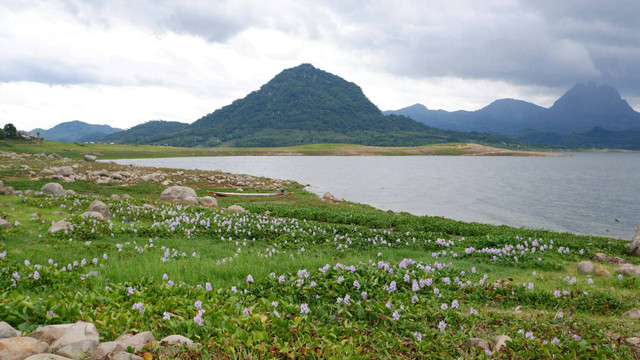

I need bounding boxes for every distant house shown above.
[18,132,43,141]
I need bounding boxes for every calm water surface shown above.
[111,153,640,239]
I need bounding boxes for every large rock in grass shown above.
[226,205,248,213]
[615,264,640,276]
[630,225,640,256]
[0,218,12,229]
[493,335,512,352]
[197,196,218,207]
[159,186,198,205]
[0,322,21,338]
[462,337,494,352]
[114,331,156,352]
[577,261,595,274]
[41,183,65,195]
[0,337,51,360]
[87,200,110,218]
[622,308,640,319]
[83,155,97,162]
[48,221,72,233]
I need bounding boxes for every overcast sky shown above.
[2,0,639,131]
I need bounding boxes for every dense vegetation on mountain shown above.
[102,120,188,145]
[132,64,517,148]
[386,82,640,149]
[31,120,122,143]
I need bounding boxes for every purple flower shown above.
[470,307,478,315]
[246,274,254,283]
[451,300,459,308]
[414,332,422,341]
[353,280,360,289]
[572,334,581,340]
[193,310,204,326]
[438,320,446,332]
[163,312,171,320]
[195,300,202,310]
[392,310,400,321]
[525,331,534,340]
[242,307,250,316]
[300,303,310,314]
[273,309,280,318]
[162,273,169,280]
[551,337,560,344]
[132,302,144,314]
[46,310,56,316]
[206,282,213,292]
[440,303,448,310]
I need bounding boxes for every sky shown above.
[2,0,639,131]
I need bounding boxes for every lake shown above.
[110,152,640,239]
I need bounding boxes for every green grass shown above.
[1,148,639,358]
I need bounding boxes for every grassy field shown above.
[1,146,639,358]
[0,139,556,160]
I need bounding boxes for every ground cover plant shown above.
[1,150,640,358]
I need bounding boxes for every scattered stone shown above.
[48,221,72,233]
[513,305,522,314]
[593,252,630,265]
[111,173,123,181]
[87,200,110,218]
[109,352,143,360]
[493,335,512,352]
[626,337,640,346]
[577,261,595,274]
[197,196,218,207]
[122,194,131,199]
[41,183,65,195]
[111,194,120,200]
[63,190,76,196]
[0,185,13,195]
[630,225,640,256]
[59,166,74,177]
[622,308,640,319]
[596,269,611,277]
[0,218,12,229]
[24,354,74,360]
[114,331,155,352]
[80,211,105,219]
[95,341,125,360]
[55,339,96,359]
[49,321,99,353]
[0,337,51,360]
[83,155,97,162]
[462,337,494,352]
[159,186,198,205]
[49,153,62,159]
[0,321,21,338]
[615,264,639,276]
[227,205,248,213]
[159,335,196,356]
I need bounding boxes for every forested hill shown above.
[153,64,515,147]
[102,120,188,145]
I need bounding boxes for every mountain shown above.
[102,120,188,145]
[158,63,514,147]
[386,83,640,136]
[31,120,122,143]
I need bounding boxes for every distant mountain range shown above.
[104,64,515,147]
[384,82,640,148]
[31,120,122,143]
[29,68,640,150]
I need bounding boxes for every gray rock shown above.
[28,324,76,344]
[110,194,120,200]
[80,211,104,219]
[59,166,74,177]
[462,337,494,351]
[49,153,62,159]
[95,341,125,360]
[55,339,96,360]
[622,308,640,319]
[0,321,21,338]
[24,354,74,360]
[0,186,13,195]
[110,173,123,181]
[0,337,51,360]
[197,196,218,207]
[493,335,512,352]
[0,218,12,229]
[41,183,65,195]
[96,169,110,177]
[159,186,198,205]
[108,352,143,360]
[49,221,72,233]
[0,180,3,187]
[226,205,247,213]
[50,321,99,353]
[630,225,640,256]
[122,194,131,199]
[626,337,640,345]
[596,269,611,277]
[114,331,155,352]
[87,200,110,218]
[615,264,639,276]
[83,155,97,162]
[159,335,196,356]
[577,261,595,274]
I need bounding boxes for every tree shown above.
[3,123,17,138]
[0,129,5,139]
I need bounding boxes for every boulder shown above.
[630,225,640,256]
[197,196,218,207]
[615,264,639,276]
[0,321,21,338]
[159,335,196,356]
[322,192,335,201]
[0,218,12,229]
[110,194,120,200]
[59,167,74,177]
[114,331,155,352]
[0,337,51,360]
[55,339,96,359]
[48,221,72,233]
[28,324,76,344]
[462,337,494,351]
[24,355,74,360]
[577,261,595,274]
[95,341,125,360]
[626,337,640,346]
[87,200,110,218]
[622,308,640,319]
[0,185,13,195]
[49,321,99,352]
[493,335,512,352]
[109,352,143,360]
[49,153,62,159]
[159,186,198,205]
[80,211,105,219]
[596,269,611,277]
[83,155,97,162]
[226,205,248,213]
[41,183,65,195]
